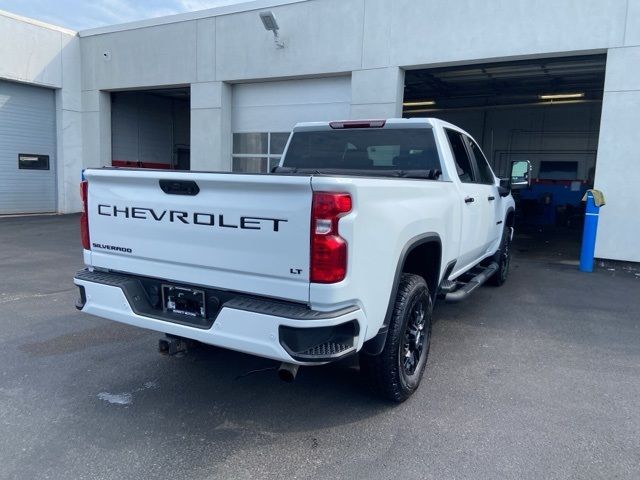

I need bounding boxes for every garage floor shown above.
[1,215,638,480]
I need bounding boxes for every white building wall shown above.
[190,81,231,171]
[214,0,363,80]
[351,68,404,119]
[57,34,83,214]
[81,90,110,169]
[80,21,198,90]
[0,10,82,213]
[384,0,627,68]
[593,45,640,262]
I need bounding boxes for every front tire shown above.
[489,225,512,286]
[360,274,433,402]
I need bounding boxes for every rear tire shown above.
[360,274,432,402]
[489,225,512,286]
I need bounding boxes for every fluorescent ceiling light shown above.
[403,100,436,107]
[539,93,585,100]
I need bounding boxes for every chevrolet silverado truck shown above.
[74,118,530,402]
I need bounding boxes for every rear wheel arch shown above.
[362,233,442,355]
[401,238,442,300]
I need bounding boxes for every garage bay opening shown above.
[110,87,191,170]
[404,55,606,262]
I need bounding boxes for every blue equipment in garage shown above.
[518,180,587,227]
[579,190,605,272]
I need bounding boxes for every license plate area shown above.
[162,284,206,318]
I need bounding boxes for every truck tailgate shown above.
[84,169,312,303]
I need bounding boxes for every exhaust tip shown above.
[278,363,299,383]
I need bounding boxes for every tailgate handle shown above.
[159,179,200,196]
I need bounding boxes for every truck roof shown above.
[292,117,466,134]
[292,117,458,131]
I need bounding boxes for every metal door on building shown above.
[0,80,56,215]
[231,76,351,173]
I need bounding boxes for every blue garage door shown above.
[0,81,56,214]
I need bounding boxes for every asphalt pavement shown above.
[1,214,638,479]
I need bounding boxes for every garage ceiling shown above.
[145,87,190,99]
[404,54,606,110]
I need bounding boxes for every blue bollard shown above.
[579,192,599,272]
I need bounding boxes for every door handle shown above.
[464,196,475,204]
[488,196,496,201]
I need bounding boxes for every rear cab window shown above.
[280,127,442,179]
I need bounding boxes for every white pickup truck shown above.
[74,118,529,402]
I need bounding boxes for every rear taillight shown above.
[310,192,352,283]
[80,180,90,250]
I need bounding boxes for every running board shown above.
[439,279,457,294]
[445,262,499,303]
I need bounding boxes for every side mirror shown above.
[509,160,532,190]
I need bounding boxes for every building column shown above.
[350,67,404,119]
[56,35,83,213]
[190,81,232,172]
[81,89,111,170]
[593,46,640,263]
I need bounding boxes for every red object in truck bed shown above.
[112,160,173,169]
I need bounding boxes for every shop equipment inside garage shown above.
[404,54,606,258]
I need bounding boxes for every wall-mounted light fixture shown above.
[259,11,285,49]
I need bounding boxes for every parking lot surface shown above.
[1,214,639,479]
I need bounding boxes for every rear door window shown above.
[465,137,495,184]
[445,129,475,183]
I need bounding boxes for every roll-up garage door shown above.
[0,81,56,214]
[231,76,351,173]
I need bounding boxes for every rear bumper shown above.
[74,270,365,365]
